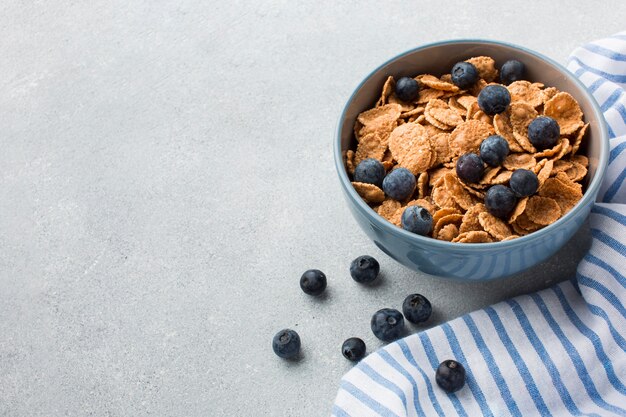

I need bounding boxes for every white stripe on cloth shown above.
[332,33,626,417]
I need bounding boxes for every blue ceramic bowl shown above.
[334,40,609,281]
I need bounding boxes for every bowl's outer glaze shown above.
[335,40,609,281]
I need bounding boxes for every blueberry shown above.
[371,308,405,342]
[354,158,385,187]
[341,337,366,362]
[382,168,416,200]
[300,269,327,296]
[451,62,479,89]
[350,255,380,284]
[510,169,539,197]
[272,329,301,359]
[485,185,517,219]
[477,85,511,115]
[479,135,509,167]
[436,360,466,393]
[395,77,420,102]
[401,205,433,236]
[402,294,432,324]
[500,60,525,85]
[528,116,560,150]
[456,153,484,183]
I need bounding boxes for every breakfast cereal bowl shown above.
[334,40,609,281]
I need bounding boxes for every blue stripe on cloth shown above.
[601,88,624,112]
[462,316,522,417]
[584,253,626,289]
[575,67,586,77]
[441,323,494,417]
[609,140,626,163]
[608,123,616,138]
[614,102,626,123]
[358,362,408,413]
[590,228,626,255]
[591,205,626,225]
[530,293,626,414]
[583,43,626,61]
[376,349,426,416]
[332,405,351,417]
[551,285,626,394]
[418,333,469,417]
[340,380,400,417]
[569,56,626,83]
[602,167,626,202]
[585,299,626,351]
[577,272,626,319]
[506,299,600,417]
[586,77,606,93]
[484,307,551,416]
[396,339,445,416]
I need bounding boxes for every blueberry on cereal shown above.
[395,77,420,102]
[480,135,509,167]
[401,205,433,236]
[350,255,380,284]
[528,116,560,150]
[456,153,484,183]
[382,168,416,200]
[500,60,525,85]
[354,158,385,187]
[510,169,539,197]
[477,85,511,115]
[451,62,479,89]
[371,308,405,342]
[485,185,517,219]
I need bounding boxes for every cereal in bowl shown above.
[346,57,588,243]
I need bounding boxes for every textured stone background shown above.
[1,1,623,416]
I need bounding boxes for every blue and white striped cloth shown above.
[333,33,626,417]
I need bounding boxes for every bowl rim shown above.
[334,38,610,251]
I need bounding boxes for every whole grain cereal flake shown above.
[544,92,584,135]
[448,120,495,156]
[478,211,513,240]
[525,196,562,225]
[352,182,385,203]
[388,123,434,174]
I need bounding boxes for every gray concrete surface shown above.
[0,1,623,416]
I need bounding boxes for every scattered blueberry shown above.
[528,116,560,150]
[500,60,525,85]
[456,153,484,183]
[402,294,432,324]
[401,205,433,236]
[371,308,405,342]
[479,135,509,167]
[510,169,539,197]
[485,185,517,219]
[395,77,420,102]
[382,168,416,200]
[300,269,327,296]
[341,337,366,362]
[350,255,380,284]
[477,85,511,115]
[451,62,479,89]
[436,360,466,393]
[354,158,386,187]
[272,329,301,359]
